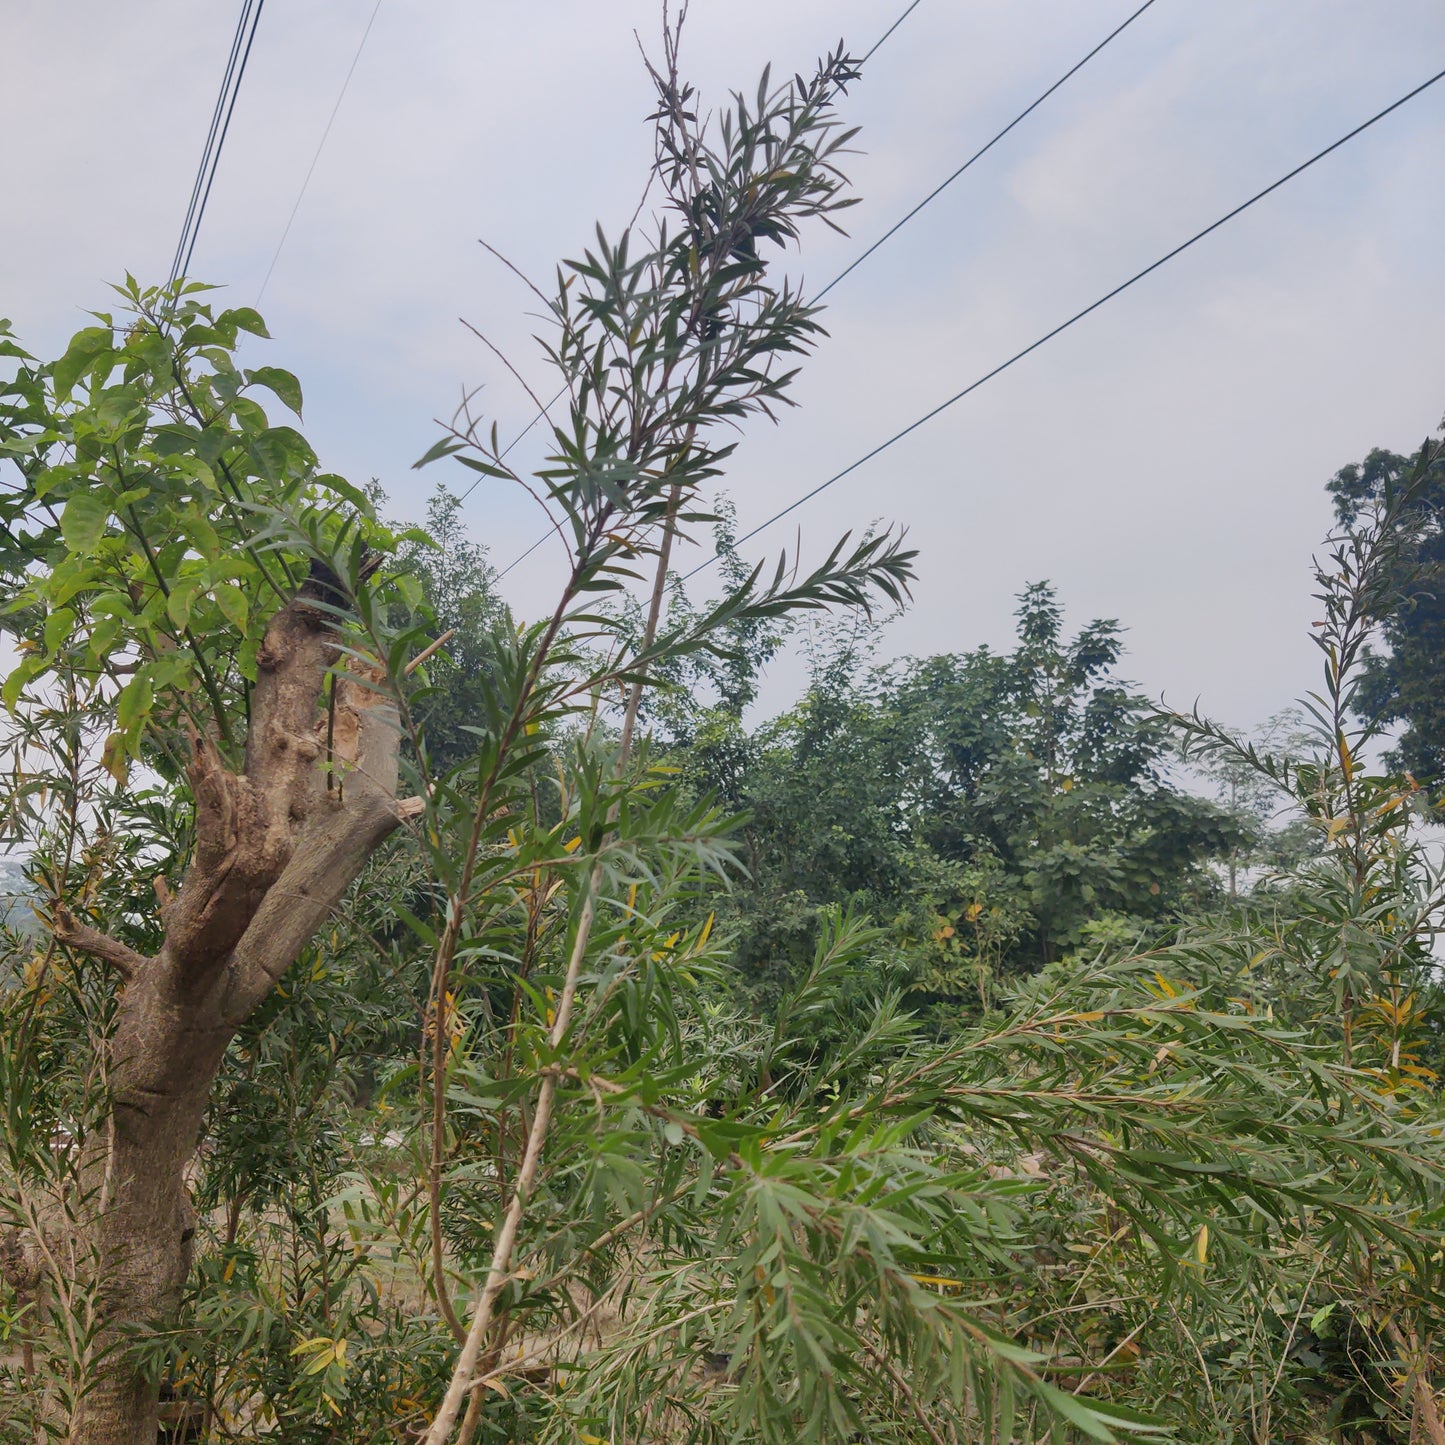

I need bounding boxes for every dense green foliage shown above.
[658,581,1244,1015]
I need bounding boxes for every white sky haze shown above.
[4,0,1443,729]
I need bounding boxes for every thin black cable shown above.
[680,64,1445,583]
[816,0,1158,303]
[489,0,1155,574]
[860,0,923,63]
[256,0,384,304]
[169,1,254,289]
[181,0,266,283]
[483,0,930,575]
[175,0,267,287]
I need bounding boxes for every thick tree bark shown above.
[51,575,414,1445]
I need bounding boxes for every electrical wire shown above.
[815,0,1157,304]
[680,64,1445,583]
[860,0,923,63]
[168,4,252,289]
[169,0,267,289]
[489,0,1156,575]
[256,0,385,304]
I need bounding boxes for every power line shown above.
[256,0,384,305]
[169,0,267,289]
[479,0,931,572]
[860,0,923,63]
[815,0,1157,304]
[168,5,252,288]
[680,64,1445,583]
[489,0,1155,576]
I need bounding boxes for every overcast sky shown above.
[4,0,1443,730]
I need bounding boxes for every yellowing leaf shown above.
[100,732,129,787]
[909,1274,964,1291]
[1195,1224,1209,1268]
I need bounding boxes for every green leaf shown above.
[52,326,114,398]
[166,578,201,632]
[115,671,154,739]
[213,582,248,632]
[245,366,303,416]
[60,492,111,555]
[149,423,201,459]
[1030,1380,1125,1441]
[2,654,43,712]
[183,506,222,559]
[314,472,374,514]
[414,436,467,469]
[43,607,75,654]
[220,307,270,339]
[91,387,144,436]
[87,613,123,663]
[231,396,270,433]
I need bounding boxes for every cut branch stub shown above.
[165,582,340,980]
[52,908,150,980]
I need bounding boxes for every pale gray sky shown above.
[4,0,1443,729]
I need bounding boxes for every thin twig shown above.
[404,628,458,676]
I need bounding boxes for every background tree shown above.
[673,582,1243,1012]
[901,582,1241,963]
[389,482,505,774]
[1189,708,1316,896]
[1328,429,1445,784]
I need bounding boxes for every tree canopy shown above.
[671,581,1244,1016]
[1328,431,1445,784]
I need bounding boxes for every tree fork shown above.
[60,568,413,1445]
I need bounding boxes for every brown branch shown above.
[52,909,149,981]
[423,880,601,1445]
[405,629,458,677]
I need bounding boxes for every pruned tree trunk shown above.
[52,573,415,1445]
